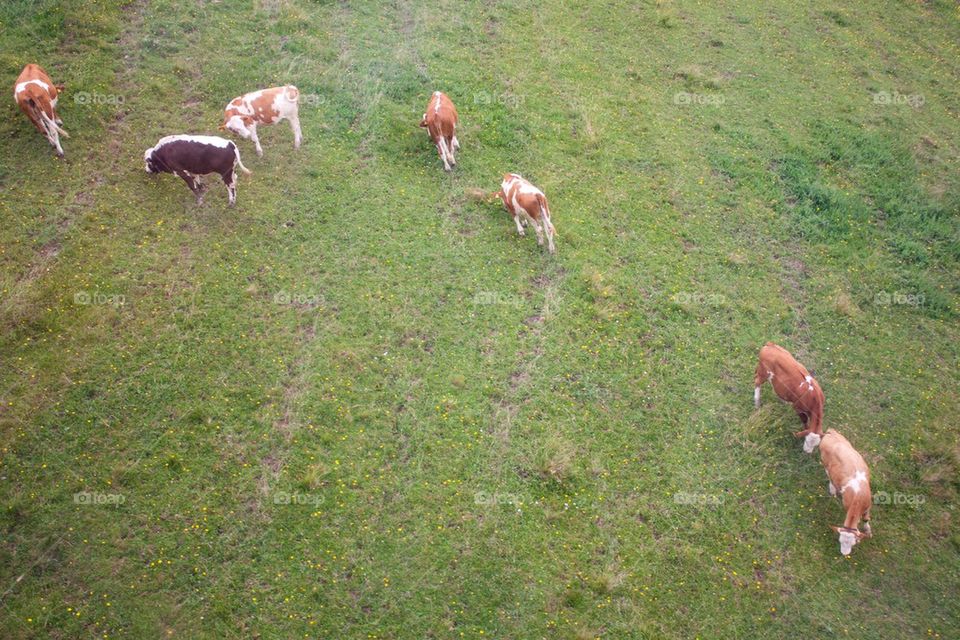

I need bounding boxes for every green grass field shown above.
[1,0,958,637]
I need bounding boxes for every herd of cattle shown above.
[14,64,873,555]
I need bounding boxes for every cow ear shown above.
[218,123,226,131]
[418,117,427,128]
[55,83,65,92]
[242,116,254,126]
[829,525,841,534]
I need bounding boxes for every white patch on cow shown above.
[15,79,51,97]
[155,134,233,149]
[803,432,821,454]
[841,470,867,494]
[225,115,251,139]
[510,193,524,218]
[828,480,837,496]
[516,182,543,197]
[838,530,857,556]
[767,371,774,381]
[433,91,442,114]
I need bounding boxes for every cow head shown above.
[418,113,427,128]
[830,526,869,556]
[803,432,822,454]
[144,147,167,174]
[144,147,157,173]
[222,114,254,139]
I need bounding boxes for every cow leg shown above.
[222,171,237,206]
[177,171,203,203]
[446,136,456,166]
[37,114,64,157]
[513,214,526,237]
[753,363,767,407]
[794,410,811,438]
[250,125,263,157]
[49,128,64,157]
[290,115,302,149]
[452,134,460,151]
[528,215,544,246]
[437,138,452,171]
[828,481,837,497]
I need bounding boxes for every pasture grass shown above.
[0,0,958,638]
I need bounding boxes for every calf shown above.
[819,429,873,556]
[14,64,69,157]
[220,85,301,157]
[419,91,459,171]
[494,173,556,253]
[144,135,251,206]
[754,342,824,452]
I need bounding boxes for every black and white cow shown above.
[144,135,251,205]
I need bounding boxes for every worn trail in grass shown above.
[1,1,958,638]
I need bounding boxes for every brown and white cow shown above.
[754,342,824,452]
[144,135,251,206]
[220,85,301,157]
[419,91,459,171]
[819,429,872,556]
[494,173,556,253]
[14,64,69,157]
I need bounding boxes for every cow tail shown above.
[537,193,556,236]
[233,144,252,175]
[34,93,69,138]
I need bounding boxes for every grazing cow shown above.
[819,429,873,556]
[754,342,824,452]
[220,85,301,157]
[14,64,69,157]
[494,173,557,253]
[419,91,459,171]
[144,135,251,206]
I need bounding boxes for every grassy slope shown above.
[0,0,958,638]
